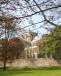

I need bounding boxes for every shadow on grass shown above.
[20,66,61,71]
[0,66,61,71]
[0,67,33,74]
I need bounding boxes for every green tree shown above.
[38,26,61,59]
[50,26,61,59]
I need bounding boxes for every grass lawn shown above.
[0,67,61,76]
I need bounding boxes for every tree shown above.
[38,26,61,59]
[0,16,18,69]
[0,15,24,69]
[38,35,53,58]
[0,37,24,70]
[49,26,61,59]
[0,0,61,29]
[8,37,24,59]
[0,0,61,37]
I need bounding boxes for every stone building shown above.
[21,30,39,59]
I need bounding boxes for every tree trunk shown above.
[3,26,8,70]
[3,47,7,70]
[3,56,7,70]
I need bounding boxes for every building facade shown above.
[21,31,39,59]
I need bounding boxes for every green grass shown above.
[0,67,61,76]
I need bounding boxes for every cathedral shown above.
[21,30,39,59]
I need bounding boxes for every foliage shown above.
[0,38,24,69]
[38,26,61,58]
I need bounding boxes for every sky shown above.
[0,0,61,40]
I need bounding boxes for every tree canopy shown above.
[0,0,61,35]
[38,26,61,59]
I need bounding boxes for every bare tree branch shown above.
[33,0,59,26]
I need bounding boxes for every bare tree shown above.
[0,0,61,28]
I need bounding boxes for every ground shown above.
[0,67,61,76]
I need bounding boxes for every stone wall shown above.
[8,58,61,67]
